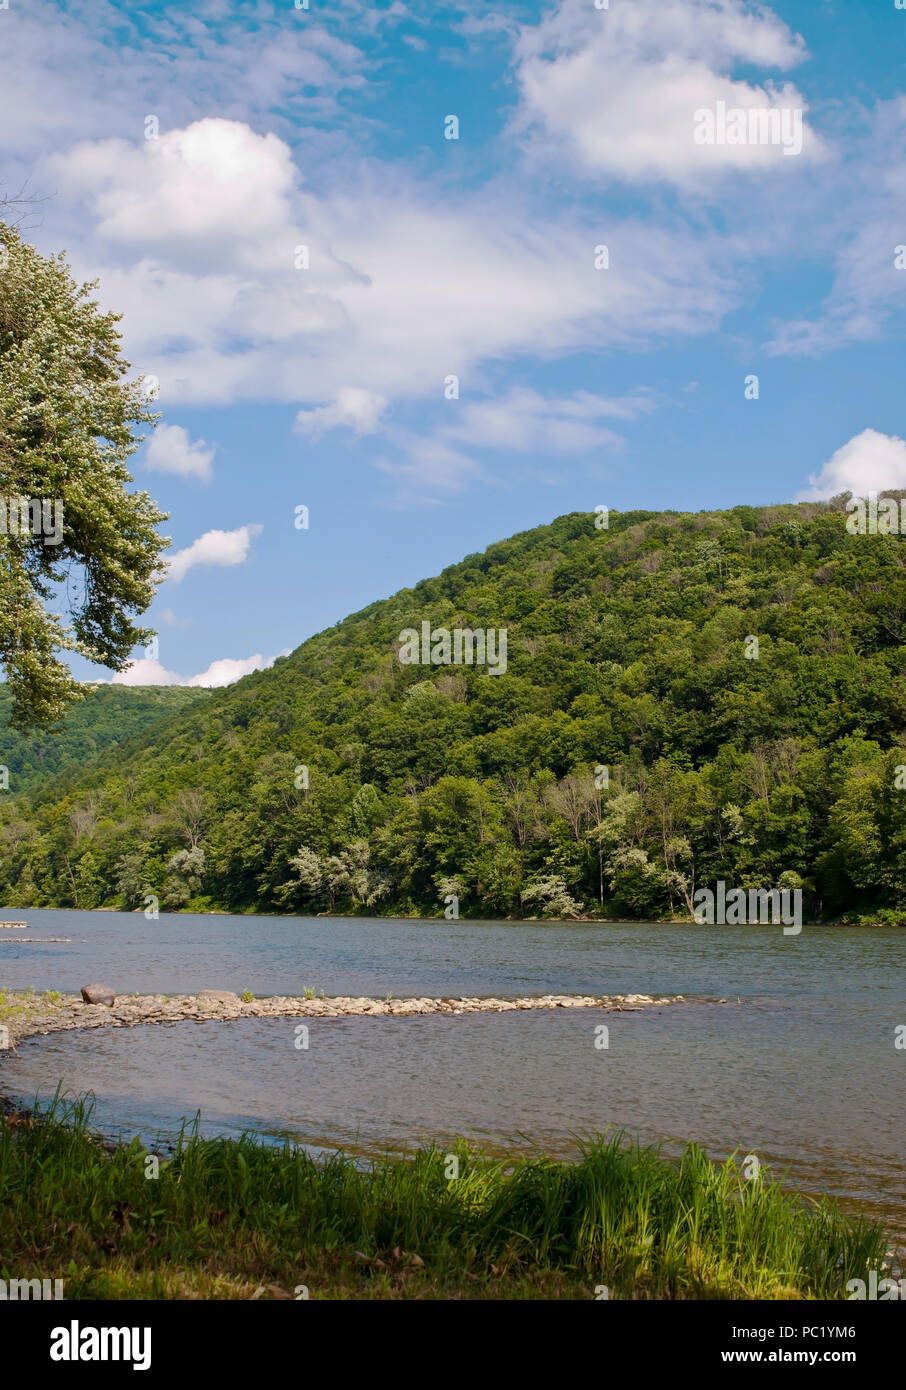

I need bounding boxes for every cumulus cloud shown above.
[66,120,298,258]
[185,654,275,687]
[797,429,906,500]
[111,657,183,686]
[144,423,215,482]
[511,0,820,186]
[167,524,263,583]
[41,117,738,413]
[294,387,387,438]
[112,651,281,688]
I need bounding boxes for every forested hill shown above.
[0,685,208,795]
[3,497,906,922]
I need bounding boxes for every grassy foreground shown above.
[0,1097,889,1300]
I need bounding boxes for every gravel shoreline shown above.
[1,988,680,1048]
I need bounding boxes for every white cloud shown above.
[40,118,738,413]
[511,0,821,187]
[797,430,906,500]
[443,387,658,454]
[368,387,661,500]
[185,654,273,687]
[375,437,485,504]
[112,651,279,688]
[111,657,184,686]
[0,2,368,172]
[294,387,387,438]
[158,608,194,628]
[766,96,906,356]
[70,121,298,256]
[144,423,215,482]
[167,524,263,583]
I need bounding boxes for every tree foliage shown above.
[0,224,169,731]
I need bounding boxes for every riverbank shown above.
[0,989,895,1300]
[0,1094,890,1301]
[3,902,899,926]
[0,987,680,1048]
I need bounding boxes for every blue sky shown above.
[3,0,906,687]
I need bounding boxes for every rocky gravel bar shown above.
[1,989,681,1047]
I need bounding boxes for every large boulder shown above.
[80,983,116,1006]
[197,989,241,1007]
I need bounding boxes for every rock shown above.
[80,983,116,1006]
[196,990,241,1007]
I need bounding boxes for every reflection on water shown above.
[1,910,904,1235]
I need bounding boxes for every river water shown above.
[1,910,903,1235]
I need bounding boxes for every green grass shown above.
[0,986,62,1023]
[0,990,69,1052]
[0,1095,891,1300]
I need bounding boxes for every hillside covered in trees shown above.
[0,686,208,795]
[2,499,905,923]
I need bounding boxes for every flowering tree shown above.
[0,224,169,731]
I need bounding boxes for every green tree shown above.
[115,850,149,911]
[0,224,169,731]
[73,850,103,909]
[163,846,205,909]
[520,874,584,919]
[279,846,327,910]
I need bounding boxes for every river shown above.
[1,909,903,1236]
